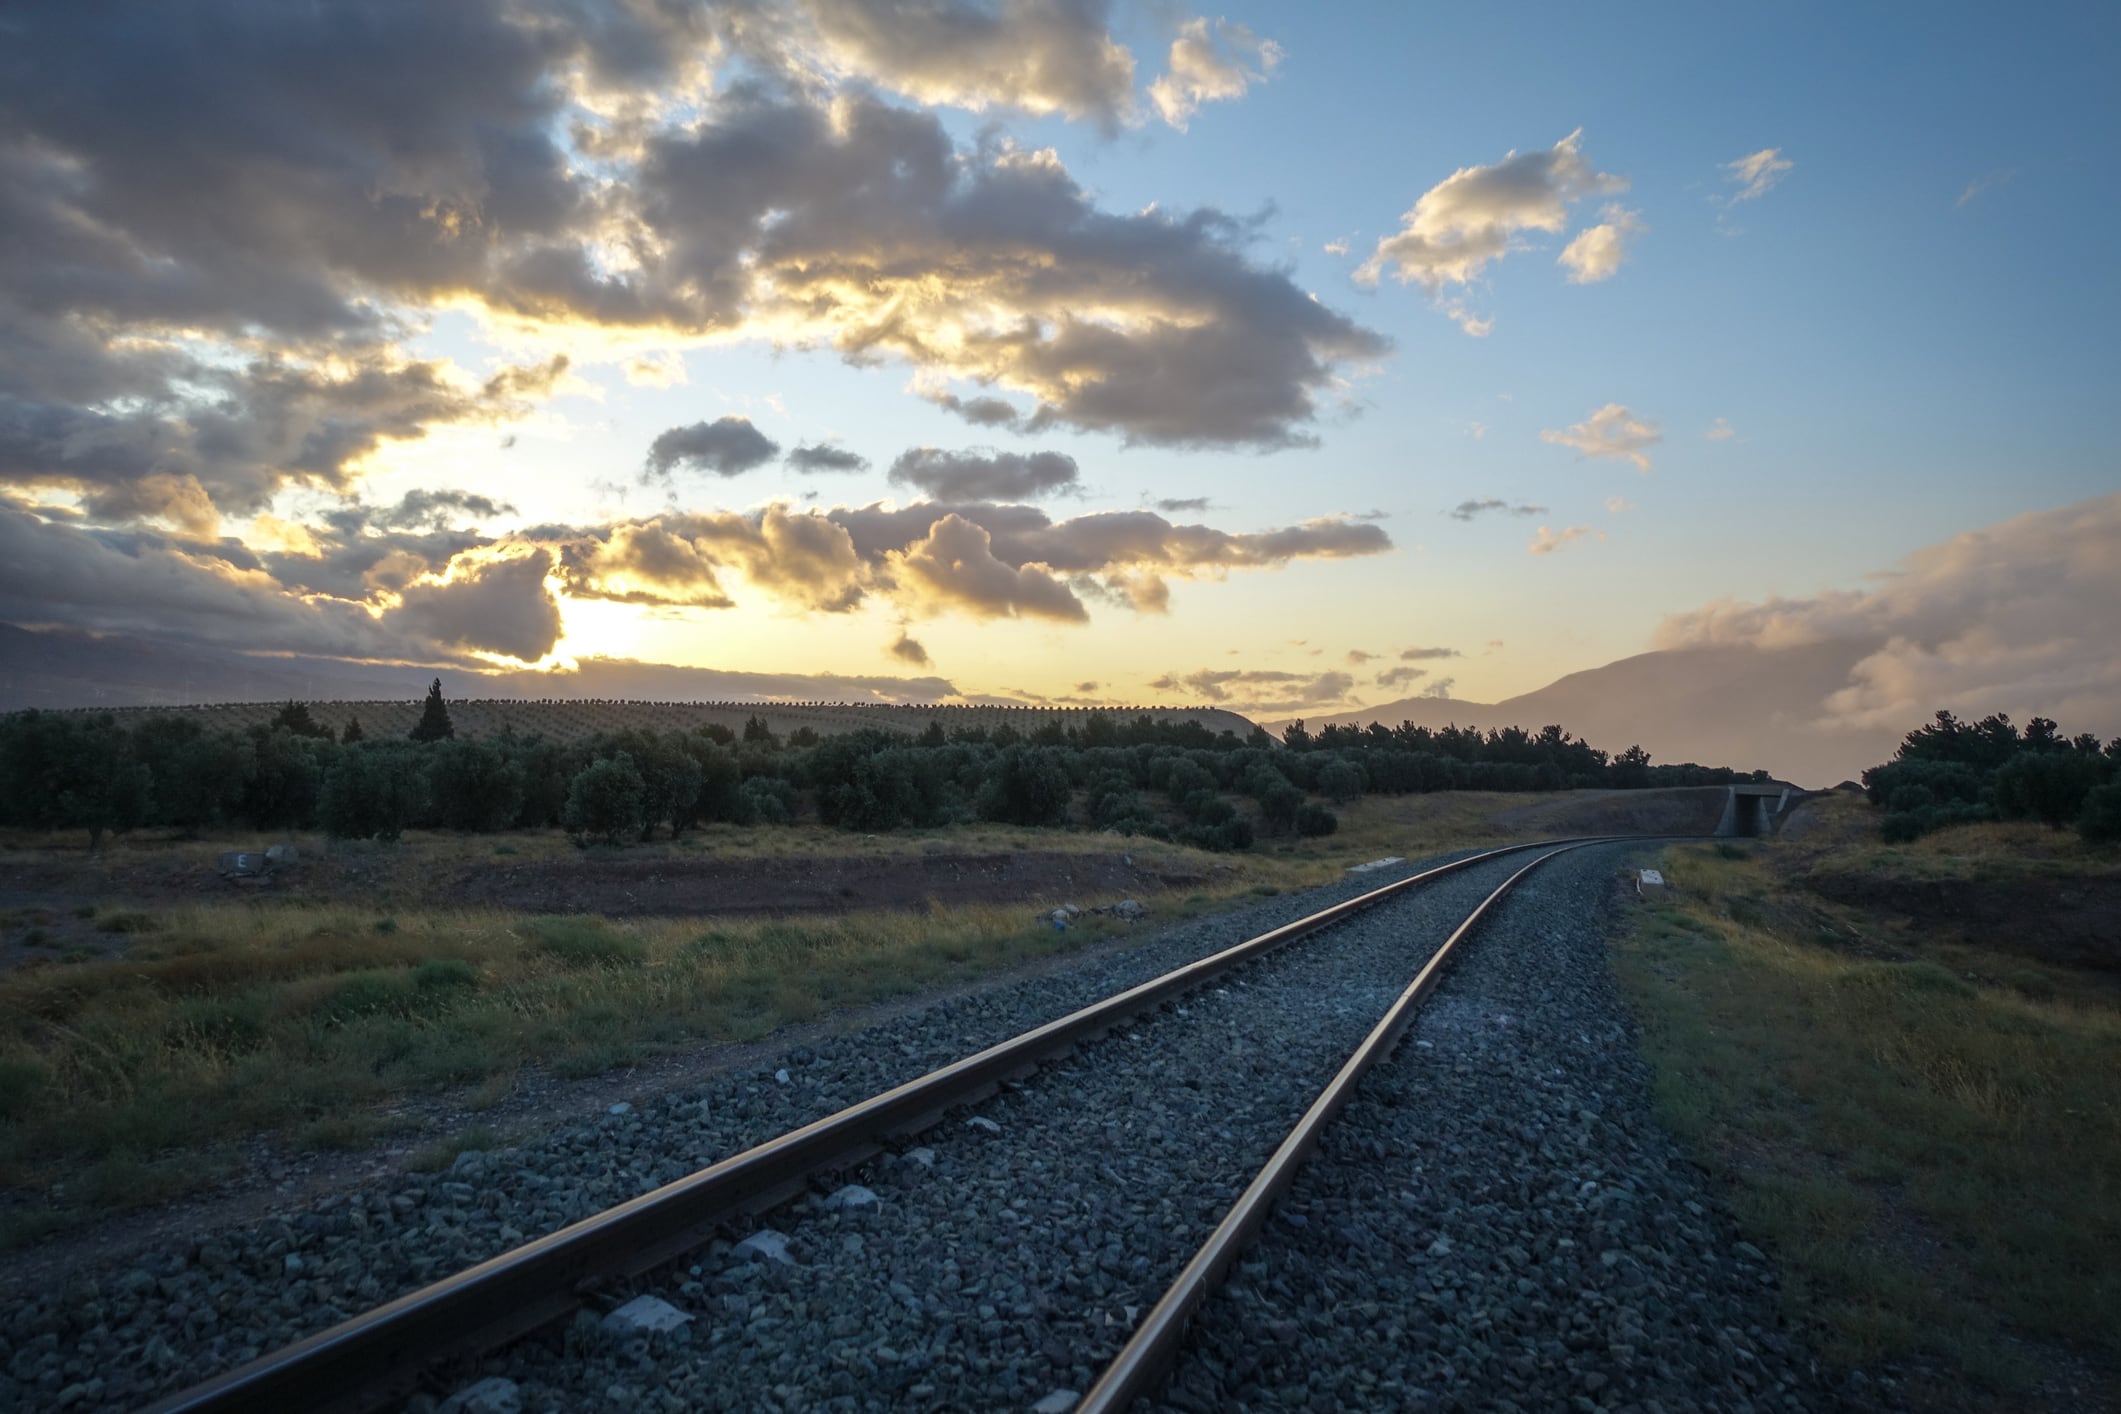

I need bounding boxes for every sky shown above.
[2,0,2117,740]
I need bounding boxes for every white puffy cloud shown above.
[1721,148,1792,204]
[1540,403,1662,472]
[1358,129,1627,331]
[1557,205,1645,284]
[1706,418,1735,441]
[1528,524,1603,556]
[1655,491,2121,734]
[1148,18,1282,130]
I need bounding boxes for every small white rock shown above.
[773,1068,790,1085]
[897,1147,938,1169]
[732,1229,795,1266]
[602,1295,693,1336]
[607,1102,632,1116]
[1032,1392,1080,1414]
[966,1116,1002,1135]
[437,1376,522,1414]
[1427,1235,1453,1257]
[825,1184,881,1212]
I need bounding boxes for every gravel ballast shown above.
[0,844,1529,1413]
[463,848,1541,1412]
[1154,844,1879,1413]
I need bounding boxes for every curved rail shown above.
[144,837,1627,1414]
[1076,841,1599,1413]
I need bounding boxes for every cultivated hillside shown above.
[64,698,1262,745]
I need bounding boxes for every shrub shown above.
[1295,803,1339,837]
[1994,751,2110,830]
[563,753,646,845]
[1317,759,1365,805]
[428,738,528,832]
[977,746,1072,827]
[319,745,429,840]
[2079,783,2121,843]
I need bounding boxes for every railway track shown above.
[145,837,1636,1414]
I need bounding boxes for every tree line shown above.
[0,681,1760,853]
[1861,710,2121,842]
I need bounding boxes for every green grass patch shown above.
[1612,841,2121,1396]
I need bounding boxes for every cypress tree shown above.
[410,678,455,742]
[341,715,366,743]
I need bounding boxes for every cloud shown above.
[888,447,1081,501]
[1420,676,1456,699]
[1540,403,1662,471]
[1605,495,1636,513]
[1159,666,1356,713]
[1154,497,1212,513]
[1148,18,1282,130]
[1357,129,1627,329]
[391,549,563,662]
[1653,491,2121,734]
[645,417,782,479]
[1345,649,1377,664]
[629,91,1386,449]
[1401,646,1458,660]
[625,351,688,388]
[1706,417,1735,441]
[1528,524,1604,555]
[1449,498,1545,521]
[888,629,931,666]
[0,9,1389,554]
[1075,680,1099,692]
[1556,205,1645,284]
[335,489,518,534]
[921,388,1025,429]
[892,512,1087,621]
[1721,148,1792,204]
[1956,169,2013,208]
[764,0,1141,129]
[1375,665,1428,690]
[787,443,871,474]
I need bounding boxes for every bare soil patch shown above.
[443,849,1202,917]
[1804,872,2121,974]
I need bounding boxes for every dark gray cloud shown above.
[1401,645,1460,660]
[923,389,1026,428]
[391,550,563,663]
[1449,498,1546,521]
[645,417,782,478]
[787,443,871,474]
[888,630,932,666]
[1375,665,1428,689]
[1155,496,1212,513]
[889,447,1081,501]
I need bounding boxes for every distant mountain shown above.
[1274,641,1899,787]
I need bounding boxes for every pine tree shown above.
[341,715,366,743]
[410,678,455,742]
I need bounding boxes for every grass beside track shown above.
[0,795,1510,1243]
[1612,799,2121,1406]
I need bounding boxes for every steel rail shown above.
[143,836,1624,1414]
[1076,841,1600,1414]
